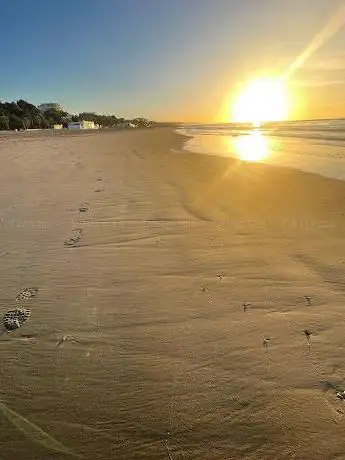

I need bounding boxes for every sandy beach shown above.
[1,127,345,459]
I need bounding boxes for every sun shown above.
[231,78,288,125]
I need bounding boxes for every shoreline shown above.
[161,130,345,230]
[178,124,345,183]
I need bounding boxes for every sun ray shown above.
[285,3,345,79]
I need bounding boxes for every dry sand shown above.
[1,128,345,459]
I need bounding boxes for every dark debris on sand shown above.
[243,302,251,312]
[304,296,312,306]
[79,205,90,213]
[263,337,270,348]
[304,329,312,340]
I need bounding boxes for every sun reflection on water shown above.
[226,130,270,162]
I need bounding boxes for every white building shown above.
[68,120,97,130]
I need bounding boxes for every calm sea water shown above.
[178,119,345,181]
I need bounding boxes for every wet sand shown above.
[1,128,345,459]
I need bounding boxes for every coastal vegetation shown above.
[0,99,152,130]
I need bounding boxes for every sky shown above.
[1,0,345,122]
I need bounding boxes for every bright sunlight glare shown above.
[226,130,270,162]
[232,78,289,125]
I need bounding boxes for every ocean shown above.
[178,119,345,181]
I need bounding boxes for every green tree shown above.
[44,108,69,126]
[0,98,153,130]
[132,117,151,127]
[39,117,50,129]
[9,114,23,130]
[78,112,96,121]
[0,115,9,130]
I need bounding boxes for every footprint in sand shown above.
[64,228,83,247]
[319,381,345,422]
[16,287,39,304]
[56,335,79,348]
[2,308,31,332]
[133,148,144,159]
[320,395,344,423]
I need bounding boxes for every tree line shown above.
[0,99,152,130]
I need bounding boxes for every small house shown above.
[68,120,96,130]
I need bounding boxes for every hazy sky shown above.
[2,0,345,121]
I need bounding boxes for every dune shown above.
[1,128,345,459]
